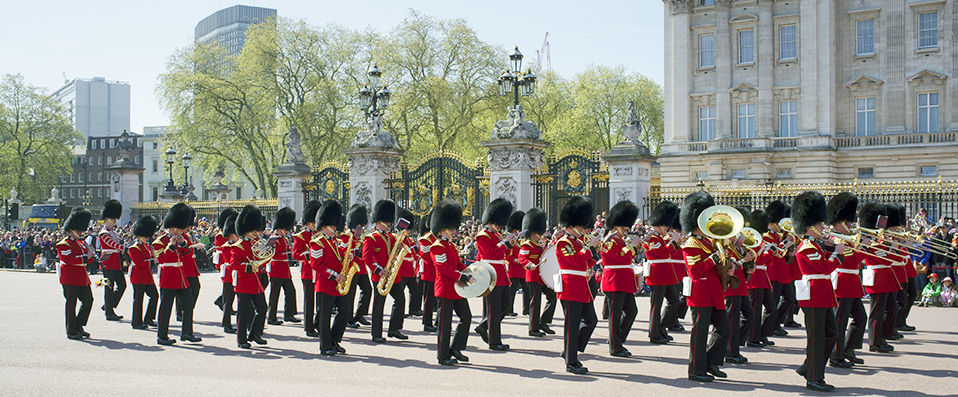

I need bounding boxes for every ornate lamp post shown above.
[497,46,537,108]
[179,153,194,200]
[163,147,178,197]
[359,64,392,121]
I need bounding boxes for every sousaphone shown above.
[697,205,744,291]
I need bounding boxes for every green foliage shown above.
[0,74,79,203]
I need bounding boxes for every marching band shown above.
[53,189,945,392]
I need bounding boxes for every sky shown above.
[0,0,665,133]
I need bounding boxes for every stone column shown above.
[951,0,958,131]
[757,1,775,139]
[482,105,550,212]
[344,148,402,211]
[882,1,906,133]
[107,167,143,225]
[715,3,733,140]
[604,144,654,208]
[798,1,819,136]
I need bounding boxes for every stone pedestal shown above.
[108,167,143,225]
[603,142,654,208]
[275,162,310,214]
[481,138,549,212]
[345,147,402,211]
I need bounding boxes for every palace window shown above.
[856,19,875,56]
[918,11,938,49]
[779,100,797,138]
[152,159,158,173]
[731,169,746,179]
[698,106,716,141]
[920,166,937,177]
[855,97,876,136]
[700,0,714,5]
[738,29,754,64]
[696,171,708,181]
[737,103,755,139]
[779,25,796,60]
[152,187,158,202]
[777,169,792,178]
[917,92,939,133]
[699,34,714,68]
[858,167,875,179]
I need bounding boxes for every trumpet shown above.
[336,230,360,295]
[697,205,744,291]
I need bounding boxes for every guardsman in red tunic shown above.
[764,200,791,338]
[294,200,321,337]
[474,198,514,351]
[601,200,642,357]
[233,204,269,349]
[645,201,678,345]
[780,205,803,331]
[397,208,422,324]
[98,200,125,321]
[173,206,202,322]
[556,197,599,375]
[58,208,94,340]
[430,200,471,365]
[213,208,238,333]
[129,215,159,330]
[724,226,756,366]
[153,203,201,345]
[888,204,915,335]
[791,191,844,392]
[663,215,688,332]
[342,204,368,329]
[859,203,899,353]
[518,208,553,337]
[310,200,352,356]
[505,211,527,317]
[826,193,868,368]
[363,199,403,343]
[747,209,776,347]
[681,191,730,383]
[267,207,299,325]
[417,212,439,332]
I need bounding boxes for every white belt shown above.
[891,262,905,267]
[755,265,767,270]
[834,268,859,275]
[560,269,588,277]
[101,249,119,253]
[604,265,633,270]
[485,259,507,265]
[159,262,181,268]
[696,277,707,281]
[803,274,830,280]
[646,259,671,264]
[866,265,891,270]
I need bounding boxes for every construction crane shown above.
[536,32,551,72]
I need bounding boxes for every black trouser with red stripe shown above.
[102,268,126,316]
[542,287,557,325]
[800,307,837,383]
[62,284,93,336]
[739,293,753,345]
[371,277,407,337]
[478,285,508,346]
[302,279,315,334]
[868,292,895,347]
[317,291,349,352]
[237,292,266,345]
[268,277,297,322]
[158,287,194,340]
[421,280,436,327]
[221,282,235,328]
[649,285,669,340]
[405,275,421,314]
[351,274,372,321]
[132,283,158,327]
[725,295,744,357]
[663,283,685,328]
[437,297,471,360]
[606,291,636,353]
[749,287,776,342]
[688,306,729,377]
[833,297,866,361]
[895,280,917,328]
[507,277,526,315]
[561,299,597,367]
[528,282,544,331]
[778,282,797,326]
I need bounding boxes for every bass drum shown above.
[538,245,560,291]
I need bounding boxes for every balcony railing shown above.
[836,131,957,148]
[718,138,755,150]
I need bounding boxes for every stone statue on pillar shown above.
[482,105,550,212]
[275,125,312,214]
[107,130,144,225]
[604,101,654,208]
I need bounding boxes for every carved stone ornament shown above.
[354,182,373,211]
[348,154,400,177]
[493,177,518,208]
[614,187,634,204]
[613,166,634,177]
[490,105,542,140]
[285,125,307,165]
[278,196,292,210]
[351,115,398,149]
[487,146,546,171]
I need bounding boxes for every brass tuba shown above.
[376,220,412,296]
[336,231,360,295]
[697,205,745,291]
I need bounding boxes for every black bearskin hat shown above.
[750,210,770,234]
[102,199,122,220]
[522,208,547,238]
[507,210,525,233]
[648,200,678,227]
[163,203,193,229]
[419,212,432,235]
[607,200,639,230]
[827,192,858,225]
[316,200,343,230]
[681,191,714,233]
[765,200,787,223]
[431,200,462,235]
[886,204,906,228]
[483,198,514,227]
[303,200,321,225]
[792,191,827,234]
[63,208,92,233]
[236,204,263,236]
[223,214,238,237]
[397,207,416,231]
[133,216,158,238]
[671,209,682,231]
[559,196,593,228]
[347,204,368,230]
[273,207,296,231]
[373,199,396,224]
[218,208,238,230]
[858,202,886,230]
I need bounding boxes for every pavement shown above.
[1,270,956,396]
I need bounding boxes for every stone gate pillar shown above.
[603,101,654,209]
[107,131,144,225]
[481,105,550,212]
[346,116,403,211]
[276,127,310,214]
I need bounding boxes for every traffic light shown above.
[7,203,18,220]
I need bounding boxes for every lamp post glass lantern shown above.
[164,147,177,193]
[359,64,391,119]
[497,46,537,107]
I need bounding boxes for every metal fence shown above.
[640,178,958,222]
[130,200,279,227]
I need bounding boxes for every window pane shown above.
[780,25,796,59]
[699,34,714,67]
[739,30,754,63]
[929,92,938,106]
[919,12,938,49]
[856,19,875,55]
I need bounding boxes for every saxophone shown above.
[336,231,360,295]
[376,229,411,296]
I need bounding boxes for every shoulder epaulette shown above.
[797,238,816,253]
[56,238,71,247]
[681,236,709,252]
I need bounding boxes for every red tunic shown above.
[310,234,346,296]
[341,231,365,275]
[507,244,524,279]
[293,229,314,280]
[795,239,840,308]
[431,239,465,299]
[418,233,437,282]
[767,233,791,284]
[863,249,901,294]
[833,250,865,299]
[128,241,155,286]
[268,235,293,279]
[682,236,725,309]
[362,230,394,284]
[97,227,123,271]
[153,233,188,289]
[723,247,749,297]
[747,234,775,290]
[213,234,233,284]
[232,238,264,294]
[669,240,686,281]
[476,227,511,287]
[600,232,637,293]
[556,235,594,303]
[56,237,92,286]
[644,233,676,286]
[177,233,199,279]
[398,235,417,279]
[518,240,543,284]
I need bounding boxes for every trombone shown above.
[857,227,945,258]
[822,231,906,262]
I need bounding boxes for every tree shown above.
[0,74,78,203]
